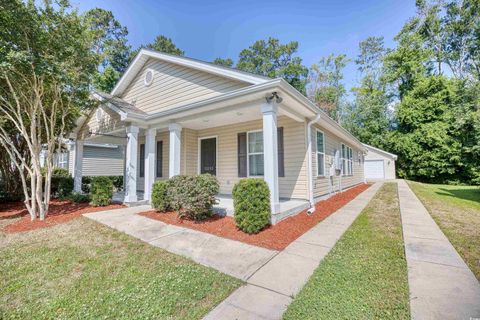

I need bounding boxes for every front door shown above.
[200,138,216,175]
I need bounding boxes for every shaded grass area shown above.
[284,183,410,320]
[408,181,480,279]
[0,218,241,319]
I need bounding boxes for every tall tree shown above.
[344,37,391,147]
[389,76,462,182]
[0,0,98,219]
[131,35,184,60]
[84,8,131,92]
[212,57,234,67]
[236,38,308,94]
[307,54,350,121]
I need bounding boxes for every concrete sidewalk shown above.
[205,182,383,320]
[397,180,480,320]
[84,206,277,281]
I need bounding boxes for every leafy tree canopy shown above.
[236,37,308,94]
[131,35,184,60]
[212,57,234,67]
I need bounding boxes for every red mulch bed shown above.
[140,183,370,251]
[1,200,125,233]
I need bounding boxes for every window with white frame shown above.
[247,131,264,176]
[316,130,325,176]
[341,144,353,175]
[55,152,68,169]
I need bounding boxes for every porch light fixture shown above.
[265,91,283,104]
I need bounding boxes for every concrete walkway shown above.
[84,206,277,281]
[205,182,383,320]
[398,180,480,320]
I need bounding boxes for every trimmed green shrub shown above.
[168,174,219,220]
[82,175,123,193]
[232,178,271,234]
[47,168,74,198]
[151,180,171,212]
[90,176,113,206]
[68,192,91,203]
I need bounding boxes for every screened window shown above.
[316,130,325,176]
[247,131,264,176]
[156,141,163,178]
[341,144,353,175]
[139,144,145,177]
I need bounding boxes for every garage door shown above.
[364,160,385,179]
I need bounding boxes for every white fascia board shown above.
[363,144,398,160]
[111,49,268,96]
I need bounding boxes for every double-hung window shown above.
[247,131,264,176]
[316,130,325,176]
[341,144,353,175]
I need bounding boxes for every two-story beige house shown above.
[73,49,366,223]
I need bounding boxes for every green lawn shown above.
[0,218,241,319]
[284,183,410,320]
[408,181,480,279]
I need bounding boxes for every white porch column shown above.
[124,125,139,203]
[73,139,83,193]
[144,128,156,201]
[168,123,182,178]
[261,103,280,214]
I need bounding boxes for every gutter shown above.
[306,113,321,214]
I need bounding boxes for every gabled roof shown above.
[92,91,147,119]
[111,49,270,96]
[363,144,398,160]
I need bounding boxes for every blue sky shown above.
[74,0,416,92]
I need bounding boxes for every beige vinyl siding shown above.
[194,116,308,199]
[121,59,249,114]
[311,125,364,199]
[82,145,124,176]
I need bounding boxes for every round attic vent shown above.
[144,69,154,86]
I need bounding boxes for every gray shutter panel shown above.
[156,141,163,178]
[277,127,284,177]
[238,132,247,177]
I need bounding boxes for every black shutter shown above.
[238,132,247,177]
[139,144,145,177]
[156,141,163,178]
[277,127,284,177]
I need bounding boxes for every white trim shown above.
[363,143,398,160]
[246,129,264,178]
[315,128,326,177]
[197,135,218,175]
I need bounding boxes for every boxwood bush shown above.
[151,180,171,212]
[68,192,91,203]
[90,176,113,206]
[82,176,123,193]
[168,174,219,220]
[47,168,73,198]
[232,178,271,234]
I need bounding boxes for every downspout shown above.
[306,113,321,214]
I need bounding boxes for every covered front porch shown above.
[74,84,319,223]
